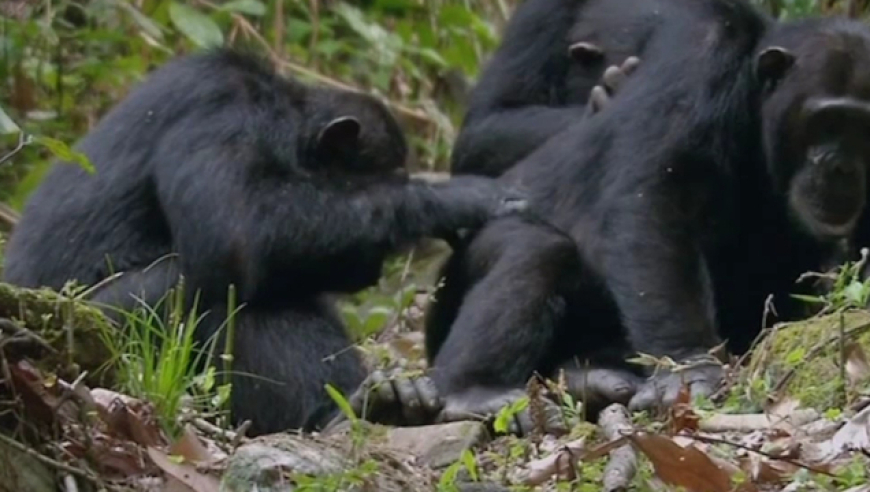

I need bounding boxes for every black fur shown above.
[450,0,645,177]
[3,49,524,436]
[427,1,870,418]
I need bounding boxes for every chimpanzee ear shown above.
[316,116,361,150]
[569,41,604,64]
[755,46,795,83]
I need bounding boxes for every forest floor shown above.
[0,262,868,492]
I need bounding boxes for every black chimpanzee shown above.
[2,49,527,436]
[450,0,643,178]
[426,0,870,432]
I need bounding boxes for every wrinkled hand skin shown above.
[627,356,725,413]
[436,387,569,437]
[323,369,444,432]
[586,56,642,116]
[559,364,644,408]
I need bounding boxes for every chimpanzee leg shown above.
[424,216,585,434]
[201,297,367,436]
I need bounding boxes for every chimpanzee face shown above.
[757,32,870,240]
[788,97,870,238]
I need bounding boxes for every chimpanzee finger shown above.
[568,41,604,64]
[370,370,399,408]
[627,378,665,414]
[602,65,628,95]
[505,399,569,437]
[412,376,444,416]
[391,375,427,424]
[620,56,641,76]
[565,367,641,405]
[588,85,609,114]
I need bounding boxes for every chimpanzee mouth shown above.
[789,186,863,239]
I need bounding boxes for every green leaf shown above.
[325,383,357,421]
[218,0,267,16]
[0,106,20,134]
[461,449,478,482]
[32,136,95,174]
[168,2,223,48]
[844,280,867,307]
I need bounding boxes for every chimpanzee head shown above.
[758,18,870,240]
[303,88,409,185]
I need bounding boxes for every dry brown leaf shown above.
[147,447,221,492]
[826,404,870,457]
[7,361,66,427]
[845,342,870,386]
[519,437,587,485]
[170,426,214,463]
[738,454,797,484]
[92,388,165,447]
[669,383,700,434]
[627,432,758,492]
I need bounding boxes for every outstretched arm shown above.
[155,141,523,301]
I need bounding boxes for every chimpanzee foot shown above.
[323,368,443,432]
[559,364,643,407]
[627,355,724,414]
[437,387,568,437]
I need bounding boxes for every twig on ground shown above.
[231,419,251,449]
[599,404,637,492]
[699,409,820,433]
[684,433,836,476]
[188,417,239,444]
[0,317,57,354]
[62,474,78,492]
[0,431,99,483]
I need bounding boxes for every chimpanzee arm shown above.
[154,142,522,301]
[87,256,181,317]
[453,107,589,177]
[452,0,581,177]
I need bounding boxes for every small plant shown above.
[792,247,870,313]
[96,280,231,436]
[438,449,480,492]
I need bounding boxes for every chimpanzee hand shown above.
[433,176,528,220]
[586,56,641,115]
[627,355,724,413]
[437,387,568,437]
[323,369,444,432]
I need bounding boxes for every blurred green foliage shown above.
[0,0,517,209]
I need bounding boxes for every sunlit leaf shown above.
[325,383,357,421]
[219,0,267,16]
[32,136,95,174]
[0,106,20,134]
[168,2,223,49]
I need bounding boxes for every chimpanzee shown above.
[450,0,645,178]
[426,0,870,433]
[2,49,528,436]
